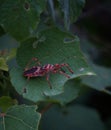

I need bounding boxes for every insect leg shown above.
[22,76,30,94]
[61,63,74,74]
[59,70,70,78]
[25,58,41,70]
[60,68,66,73]
[33,58,41,66]
[46,74,52,89]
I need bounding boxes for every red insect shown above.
[23,58,74,89]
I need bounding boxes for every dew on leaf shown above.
[79,68,85,71]
[87,72,94,75]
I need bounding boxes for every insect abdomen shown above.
[24,67,37,75]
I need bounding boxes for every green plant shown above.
[0,0,110,130]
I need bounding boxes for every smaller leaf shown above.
[69,0,85,22]
[0,96,17,112]
[81,63,111,91]
[0,57,8,71]
[80,39,111,92]
[0,48,16,71]
[0,105,41,130]
[0,0,46,40]
[6,48,16,61]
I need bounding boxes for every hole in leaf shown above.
[64,37,75,43]
[24,2,30,11]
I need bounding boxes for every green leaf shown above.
[6,48,17,61]
[80,39,111,93]
[0,105,41,130]
[69,0,85,22]
[0,0,45,41]
[10,27,94,102]
[58,0,85,28]
[0,48,16,71]
[41,105,105,130]
[0,57,8,71]
[82,63,111,91]
[49,79,81,105]
[0,96,17,112]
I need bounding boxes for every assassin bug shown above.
[23,58,74,89]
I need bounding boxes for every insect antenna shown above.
[58,56,74,73]
[25,57,41,70]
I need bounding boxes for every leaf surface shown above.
[0,105,41,130]
[0,0,45,40]
[0,96,17,112]
[10,27,94,102]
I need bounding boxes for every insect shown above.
[23,58,74,89]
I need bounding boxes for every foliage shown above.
[0,0,111,130]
